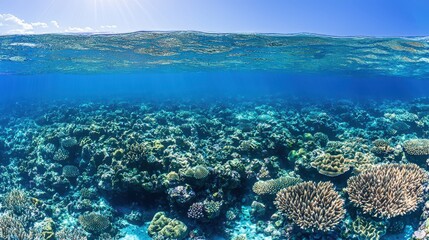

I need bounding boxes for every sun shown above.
[87,0,148,23]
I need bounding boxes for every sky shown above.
[1,0,429,36]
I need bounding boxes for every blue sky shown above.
[1,0,429,36]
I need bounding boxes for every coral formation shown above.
[62,165,80,178]
[349,216,387,240]
[274,181,345,232]
[403,139,429,156]
[78,212,111,234]
[252,176,302,195]
[346,163,427,218]
[2,189,30,215]
[310,152,353,177]
[0,212,39,239]
[187,202,205,219]
[148,212,188,240]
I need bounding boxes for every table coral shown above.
[346,163,427,219]
[274,181,345,232]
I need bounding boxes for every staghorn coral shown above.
[403,139,429,156]
[346,163,427,219]
[310,152,353,177]
[55,227,88,240]
[252,176,302,195]
[274,181,345,232]
[2,189,30,215]
[0,212,39,240]
[78,212,110,234]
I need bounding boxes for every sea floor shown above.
[1,96,429,240]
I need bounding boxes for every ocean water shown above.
[0,32,429,240]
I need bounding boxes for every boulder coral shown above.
[274,181,345,232]
[310,152,353,177]
[148,212,188,240]
[78,212,111,234]
[403,139,429,159]
[346,163,427,219]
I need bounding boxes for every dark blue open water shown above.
[0,32,429,239]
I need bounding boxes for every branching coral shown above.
[0,212,39,240]
[346,163,427,218]
[55,227,88,240]
[252,176,302,195]
[274,181,345,232]
[2,189,30,215]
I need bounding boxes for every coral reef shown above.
[1,97,429,239]
[274,181,345,232]
[346,164,427,218]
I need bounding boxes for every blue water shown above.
[0,32,429,240]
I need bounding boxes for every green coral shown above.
[148,212,188,240]
[193,165,210,179]
[204,200,222,219]
[184,165,210,180]
[252,176,302,195]
[350,216,386,240]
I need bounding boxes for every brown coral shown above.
[78,212,110,233]
[403,139,429,156]
[274,181,345,232]
[310,152,353,177]
[346,163,427,219]
[252,176,302,195]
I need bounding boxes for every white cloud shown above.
[31,22,48,28]
[1,13,118,35]
[51,20,60,28]
[0,13,34,34]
